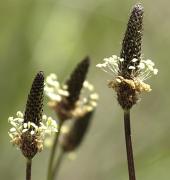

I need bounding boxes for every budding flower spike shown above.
[59,110,94,152]
[96,4,158,110]
[45,57,99,121]
[8,72,58,159]
[8,71,58,180]
[97,3,158,180]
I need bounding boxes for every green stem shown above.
[52,149,65,180]
[47,121,63,180]
[26,159,32,180]
[124,110,136,180]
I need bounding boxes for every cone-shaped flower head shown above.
[45,57,99,121]
[96,3,158,110]
[120,3,143,78]
[21,71,44,159]
[59,110,94,152]
[24,71,44,126]
[66,56,90,109]
[8,72,58,159]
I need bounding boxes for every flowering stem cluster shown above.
[7,3,158,180]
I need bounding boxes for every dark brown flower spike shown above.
[66,56,90,109]
[8,72,59,180]
[46,57,91,122]
[59,110,94,152]
[21,71,44,159]
[24,71,44,126]
[120,3,144,79]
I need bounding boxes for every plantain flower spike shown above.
[45,57,99,121]
[96,3,158,110]
[8,72,58,159]
[59,110,94,152]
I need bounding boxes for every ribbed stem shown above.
[47,121,63,180]
[124,110,136,180]
[26,159,32,180]
[52,149,65,180]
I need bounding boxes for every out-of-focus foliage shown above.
[0,0,170,179]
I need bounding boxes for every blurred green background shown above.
[0,0,169,179]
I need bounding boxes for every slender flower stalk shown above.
[26,159,32,180]
[124,110,135,180]
[51,149,64,180]
[8,72,58,180]
[47,121,62,180]
[45,57,98,180]
[96,3,158,180]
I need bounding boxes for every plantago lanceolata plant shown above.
[45,57,99,180]
[8,71,58,180]
[96,3,158,180]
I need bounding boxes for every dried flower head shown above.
[96,4,158,110]
[45,57,99,121]
[8,72,58,159]
[59,110,94,152]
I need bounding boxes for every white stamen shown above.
[97,55,158,81]
[128,66,136,70]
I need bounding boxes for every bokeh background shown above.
[0,0,169,179]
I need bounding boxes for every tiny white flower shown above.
[153,68,158,75]
[83,81,94,91]
[45,74,70,102]
[10,128,16,133]
[132,58,138,62]
[23,123,27,129]
[128,66,136,70]
[90,93,99,100]
[138,62,145,69]
[31,131,35,135]
[8,117,13,122]
[116,78,122,83]
[42,115,47,121]
[90,101,97,107]
[119,58,124,62]
[96,64,104,68]
[22,129,28,133]
[16,111,23,118]
[10,121,17,127]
